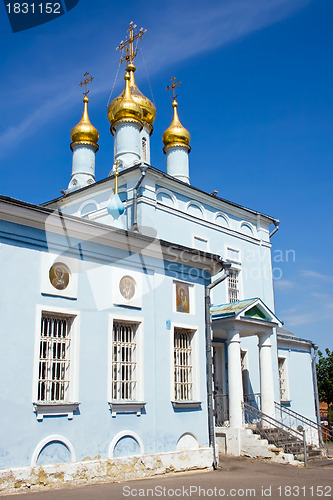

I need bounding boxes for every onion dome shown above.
[70,96,99,151]
[108,64,155,131]
[162,100,191,152]
[108,71,143,132]
[128,63,156,127]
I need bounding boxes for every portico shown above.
[211,299,282,430]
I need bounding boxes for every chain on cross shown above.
[117,21,147,65]
[166,76,181,100]
[79,72,94,97]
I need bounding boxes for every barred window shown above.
[174,328,194,401]
[228,269,239,303]
[142,138,147,162]
[112,322,138,401]
[38,314,72,402]
[278,357,290,401]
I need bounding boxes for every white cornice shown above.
[43,166,277,229]
[0,198,222,274]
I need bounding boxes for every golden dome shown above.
[162,100,191,152]
[70,96,99,151]
[108,71,143,132]
[108,64,156,130]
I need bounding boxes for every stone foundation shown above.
[0,448,213,495]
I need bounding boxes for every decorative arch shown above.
[78,200,99,216]
[186,201,205,219]
[156,188,177,208]
[215,212,230,228]
[108,430,144,458]
[31,435,76,467]
[176,432,199,451]
[240,222,255,237]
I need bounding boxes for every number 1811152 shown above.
[6,3,62,14]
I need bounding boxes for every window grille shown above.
[278,357,289,400]
[142,138,147,162]
[38,314,72,402]
[174,328,193,401]
[228,269,239,303]
[112,322,138,401]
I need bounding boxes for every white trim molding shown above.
[32,305,80,420]
[31,434,76,466]
[108,430,144,458]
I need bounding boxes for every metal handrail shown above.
[243,401,308,464]
[243,402,304,441]
[274,401,332,446]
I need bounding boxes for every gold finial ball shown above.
[70,96,99,148]
[162,101,190,148]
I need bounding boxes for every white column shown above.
[258,332,275,420]
[227,330,244,428]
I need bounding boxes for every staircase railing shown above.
[274,401,332,447]
[244,393,261,409]
[243,401,308,464]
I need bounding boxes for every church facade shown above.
[0,23,320,493]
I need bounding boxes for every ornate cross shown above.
[116,21,147,65]
[166,77,181,100]
[79,72,94,96]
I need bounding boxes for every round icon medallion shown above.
[49,262,70,290]
[119,275,136,300]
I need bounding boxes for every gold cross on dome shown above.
[166,76,181,100]
[119,46,131,66]
[117,21,147,65]
[79,72,94,96]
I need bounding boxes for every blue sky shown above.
[0,0,332,350]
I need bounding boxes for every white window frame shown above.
[108,314,145,416]
[32,305,80,421]
[224,246,242,303]
[227,268,241,303]
[278,356,290,403]
[170,323,200,408]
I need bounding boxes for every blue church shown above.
[0,22,323,493]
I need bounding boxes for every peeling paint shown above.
[0,449,212,495]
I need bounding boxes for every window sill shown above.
[33,402,79,421]
[172,401,202,409]
[108,401,146,417]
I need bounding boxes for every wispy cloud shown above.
[300,270,333,283]
[273,279,296,290]
[282,311,317,327]
[0,0,310,155]
[147,0,310,64]
[0,92,76,150]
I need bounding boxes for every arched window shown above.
[142,138,147,162]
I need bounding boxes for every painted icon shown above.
[119,275,136,300]
[49,262,70,290]
[176,283,190,313]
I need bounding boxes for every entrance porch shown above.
[211,298,281,430]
